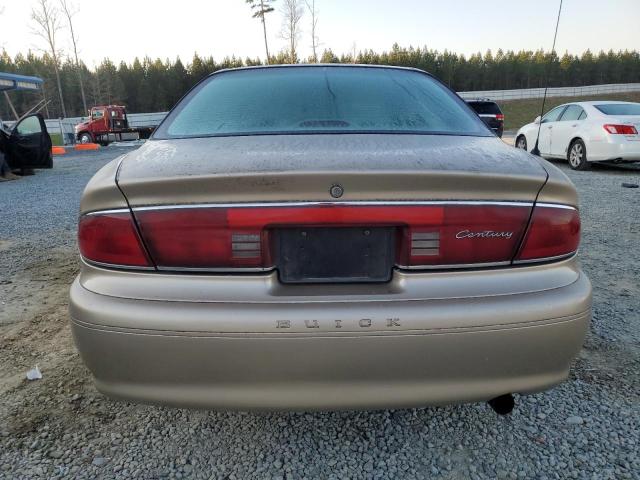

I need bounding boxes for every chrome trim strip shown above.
[83,208,131,216]
[535,203,578,210]
[513,252,577,265]
[81,257,156,271]
[397,261,511,270]
[131,200,535,212]
[156,265,276,273]
[84,201,576,216]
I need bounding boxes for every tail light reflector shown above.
[78,211,151,267]
[231,233,261,258]
[134,208,267,269]
[515,205,580,262]
[603,124,637,135]
[495,114,505,121]
[410,231,439,256]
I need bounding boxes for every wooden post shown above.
[3,91,19,120]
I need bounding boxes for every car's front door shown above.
[551,105,585,157]
[6,114,53,169]
[538,105,567,156]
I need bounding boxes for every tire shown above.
[515,135,527,150]
[78,132,93,144]
[568,139,590,171]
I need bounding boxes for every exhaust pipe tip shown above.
[488,394,515,415]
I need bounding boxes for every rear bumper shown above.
[590,139,640,162]
[69,264,591,411]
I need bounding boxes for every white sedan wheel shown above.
[568,140,590,171]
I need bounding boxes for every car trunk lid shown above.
[112,134,555,281]
[116,134,548,205]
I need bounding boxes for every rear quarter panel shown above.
[80,155,129,213]
[534,157,578,206]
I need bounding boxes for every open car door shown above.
[6,114,52,170]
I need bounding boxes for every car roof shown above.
[566,100,639,107]
[206,63,435,79]
[545,100,639,115]
[581,100,638,105]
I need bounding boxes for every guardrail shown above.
[458,83,640,101]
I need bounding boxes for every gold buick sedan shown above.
[70,65,591,414]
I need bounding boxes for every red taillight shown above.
[134,208,269,269]
[133,204,532,270]
[495,114,505,121]
[78,211,152,267]
[398,204,530,267]
[81,203,580,271]
[515,205,580,262]
[603,124,638,135]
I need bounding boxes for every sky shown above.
[0,0,638,67]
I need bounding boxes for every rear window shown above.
[466,101,501,115]
[154,67,490,139]
[594,103,640,116]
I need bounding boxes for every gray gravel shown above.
[1,148,639,479]
[0,148,125,277]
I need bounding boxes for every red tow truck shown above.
[74,105,155,145]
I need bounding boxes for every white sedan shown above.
[515,101,640,170]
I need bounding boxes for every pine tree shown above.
[246,0,276,64]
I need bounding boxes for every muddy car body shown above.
[70,65,591,411]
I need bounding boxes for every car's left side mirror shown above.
[534,116,541,125]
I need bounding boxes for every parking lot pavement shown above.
[1,147,639,479]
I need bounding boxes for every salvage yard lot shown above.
[0,147,639,479]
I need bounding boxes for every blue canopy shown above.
[0,72,44,92]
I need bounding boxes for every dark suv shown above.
[466,99,504,138]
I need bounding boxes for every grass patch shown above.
[500,91,640,131]
[49,133,63,146]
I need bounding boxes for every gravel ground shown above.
[0,147,639,479]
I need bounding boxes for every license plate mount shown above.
[275,227,395,284]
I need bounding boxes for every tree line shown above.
[1,0,639,120]
[2,46,638,120]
